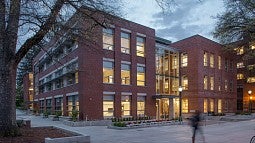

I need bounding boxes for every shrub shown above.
[113,122,126,127]
[71,109,79,122]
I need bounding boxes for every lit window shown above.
[210,99,214,112]
[247,64,255,70]
[204,52,208,66]
[237,62,245,68]
[182,75,188,90]
[218,77,221,91]
[137,96,145,116]
[136,37,145,57]
[210,76,214,90]
[181,53,188,67]
[204,99,208,113]
[67,95,79,116]
[121,96,131,116]
[103,60,114,83]
[210,54,214,68]
[204,76,208,90]
[103,28,114,50]
[218,56,222,69]
[121,63,130,85]
[237,73,244,80]
[121,32,130,54]
[234,46,244,55]
[251,44,255,50]
[75,72,78,83]
[137,65,145,86]
[103,95,114,117]
[182,99,188,113]
[218,99,222,113]
[247,77,255,83]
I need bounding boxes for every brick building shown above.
[234,40,255,112]
[32,9,157,120]
[170,35,237,115]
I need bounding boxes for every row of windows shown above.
[103,94,145,117]
[181,52,234,72]
[39,95,79,116]
[235,44,255,55]
[181,75,234,92]
[103,59,146,86]
[103,28,145,57]
[237,74,255,83]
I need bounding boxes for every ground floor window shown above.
[103,95,114,117]
[39,100,44,113]
[218,99,222,113]
[204,99,208,113]
[182,99,188,113]
[137,96,145,116]
[210,99,214,112]
[121,96,131,116]
[67,95,79,116]
[46,99,52,113]
[55,97,63,114]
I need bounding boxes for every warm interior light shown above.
[248,90,252,95]
[178,86,183,92]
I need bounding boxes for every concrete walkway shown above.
[16,110,255,143]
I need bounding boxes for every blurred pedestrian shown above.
[190,110,205,143]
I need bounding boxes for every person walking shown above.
[190,110,205,143]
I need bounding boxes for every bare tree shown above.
[0,0,122,136]
[213,0,255,45]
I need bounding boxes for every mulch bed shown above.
[0,126,75,143]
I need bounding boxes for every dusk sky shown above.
[122,0,225,42]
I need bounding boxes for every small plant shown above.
[113,122,126,127]
[43,110,49,118]
[71,109,79,122]
[55,111,62,118]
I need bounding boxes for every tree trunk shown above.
[0,61,19,136]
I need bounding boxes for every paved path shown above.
[16,110,255,143]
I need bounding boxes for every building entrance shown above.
[156,98,179,120]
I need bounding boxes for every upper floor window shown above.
[121,32,130,54]
[225,58,229,71]
[235,46,244,55]
[181,53,188,67]
[250,44,255,50]
[229,80,233,92]
[103,28,114,50]
[247,77,255,83]
[182,75,188,90]
[237,73,244,80]
[210,54,214,68]
[224,80,228,91]
[218,56,222,69]
[210,76,214,90]
[237,62,245,68]
[136,37,145,57]
[204,52,208,66]
[204,76,208,90]
[121,62,131,85]
[137,65,145,86]
[103,59,114,83]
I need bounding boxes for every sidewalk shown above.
[16,110,255,143]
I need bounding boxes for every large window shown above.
[210,76,214,90]
[103,60,114,83]
[137,65,145,86]
[218,56,222,69]
[182,75,188,90]
[46,99,52,113]
[182,99,188,113]
[204,76,208,90]
[204,99,208,113]
[103,28,114,50]
[103,94,114,117]
[237,62,245,68]
[204,52,208,66]
[67,95,79,116]
[181,53,188,67]
[55,97,63,114]
[210,54,214,68]
[121,96,131,116]
[39,100,44,113]
[235,46,244,55]
[121,32,130,54]
[218,99,222,113]
[137,96,145,116]
[121,63,130,85]
[136,37,145,57]
[209,99,214,112]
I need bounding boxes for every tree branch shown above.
[15,0,67,64]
